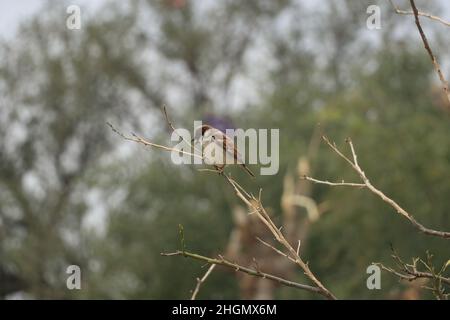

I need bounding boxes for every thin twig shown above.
[191,264,217,300]
[161,105,203,154]
[197,168,223,174]
[301,176,366,188]
[307,136,450,239]
[389,0,450,27]
[107,121,203,159]
[221,173,337,300]
[375,248,450,286]
[374,246,449,299]
[256,237,296,263]
[161,250,323,295]
[409,0,450,108]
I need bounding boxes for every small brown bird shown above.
[193,124,255,177]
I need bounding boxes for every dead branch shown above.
[408,0,450,108]
[161,250,323,296]
[107,121,202,159]
[389,0,450,27]
[303,136,450,239]
[256,237,297,264]
[375,247,449,299]
[161,105,203,155]
[221,173,337,300]
[302,176,365,188]
[377,262,450,286]
[190,264,216,300]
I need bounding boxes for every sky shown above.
[0,0,41,36]
[2,1,450,38]
[2,0,450,34]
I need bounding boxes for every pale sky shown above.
[1,1,450,38]
[0,0,41,35]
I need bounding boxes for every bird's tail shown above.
[241,164,255,178]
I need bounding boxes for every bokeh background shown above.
[0,0,449,299]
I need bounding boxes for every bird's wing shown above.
[214,133,244,164]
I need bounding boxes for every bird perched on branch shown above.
[193,124,255,177]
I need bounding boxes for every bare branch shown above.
[322,136,356,169]
[408,0,450,108]
[107,121,203,159]
[191,264,216,300]
[301,176,366,188]
[377,262,450,286]
[389,0,450,27]
[256,237,297,264]
[161,105,202,154]
[307,136,450,239]
[196,166,337,299]
[161,250,323,296]
[220,173,337,300]
[375,248,450,299]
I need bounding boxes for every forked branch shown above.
[389,0,450,27]
[374,247,449,300]
[161,250,322,295]
[221,173,336,300]
[303,136,450,239]
[190,264,216,300]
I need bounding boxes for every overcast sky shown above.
[2,0,450,38]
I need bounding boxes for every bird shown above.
[192,124,255,177]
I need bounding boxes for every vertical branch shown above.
[409,0,450,108]
[389,0,450,27]
[223,174,337,300]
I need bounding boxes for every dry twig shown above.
[161,250,322,295]
[374,247,449,300]
[406,0,450,108]
[221,173,337,300]
[389,0,450,27]
[303,136,450,239]
[190,264,217,300]
[302,176,365,188]
[107,122,202,159]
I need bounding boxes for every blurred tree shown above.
[0,2,158,298]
